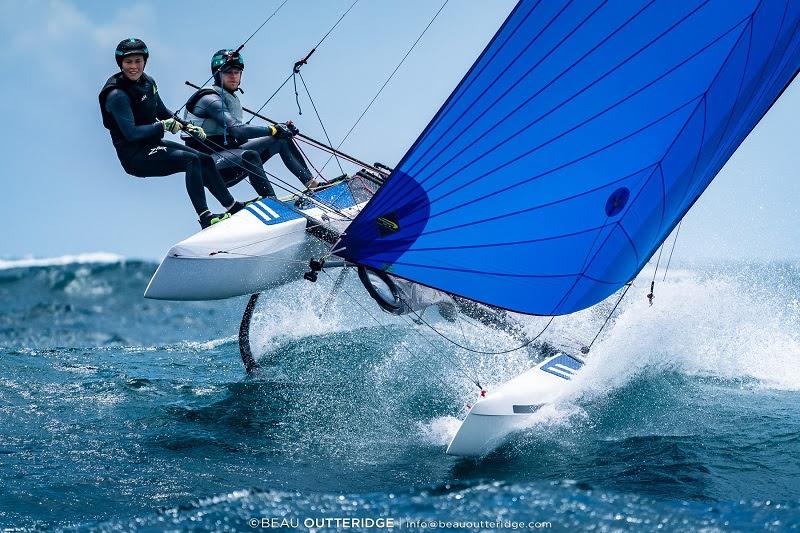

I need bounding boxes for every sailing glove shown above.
[161,118,183,134]
[272,123,296,139]
[184,123,207,141]
[285,121,300,136]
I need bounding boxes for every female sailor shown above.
[99,38,245,229]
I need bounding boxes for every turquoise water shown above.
[0,256,798,531]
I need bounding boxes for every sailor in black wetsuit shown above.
[183,49,319,198]
[99,38,245,228]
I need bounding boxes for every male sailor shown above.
[99,38,246,229]
[183,49,319,198]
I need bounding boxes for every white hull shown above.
[446,352,585,457]
[145,188,364,301]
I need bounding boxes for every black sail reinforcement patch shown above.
[605,187,630,217]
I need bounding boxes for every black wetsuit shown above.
[184,86,315,197]
[99,72,235,214]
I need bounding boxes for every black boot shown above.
[227,201,246,215]
[199,210,231,229]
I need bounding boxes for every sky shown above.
[1,0,798,262]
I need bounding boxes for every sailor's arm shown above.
[195,93,276,141]
[154,93,175,121]
[104,89,163,142]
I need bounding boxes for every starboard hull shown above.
[446,352,585,457]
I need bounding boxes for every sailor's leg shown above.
[218,167,248,188]
[212,149,247,189]
[215,147,277,198]
[240,149,277,198]
[190,145,237,209]
[121,140,211,214]
[241,136,315,186]
[151,141,234,209]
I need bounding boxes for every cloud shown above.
[9,0,154,49]
[2,0,163,92]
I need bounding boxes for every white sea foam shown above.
[0,252,125,270]
[63,266,115,296]
[562,266,800,400]
[239,263,799,454]
[247,273,390,355]
[191,386,219,396]
[417,416,463,445]
[182,336,237,351]
[118,336,236,354]
[424,265,800,451]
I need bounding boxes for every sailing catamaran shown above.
[146,0,800,456]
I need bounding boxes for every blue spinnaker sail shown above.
[337,0,800,315]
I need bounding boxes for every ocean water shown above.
[1,254,799,531]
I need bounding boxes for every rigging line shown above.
[237,0,291,52]
[292,71,303,115]
[452,312,484,331]
[662,220,682,282]
[452,312,531,355]
[184,82,389,175]
[377,302,483,389]
[315,170,377,218]
[178,114,307,201]
[396,311,484,391]
[293,132,383,182]
[189,133,354,219]
[174,0,291,116]
[292,138,328,182]
[402,295,555,355]
[297,72,346,175]
[247,73,294,123]
[647,242,665,305]
[321,270,481,392]
[301,125,385,207]
[389,302,484,388]
[584,282,632,353]
[210,223,326,254]
[292,135,389,176]
[204,138,347,218]
[651,241,665,281]
[309,0,360,51]
[208,252,312,263]
[320,270,444,362]
[201,136,306,197]
[246,0,360,124]
[319,0,450,173]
